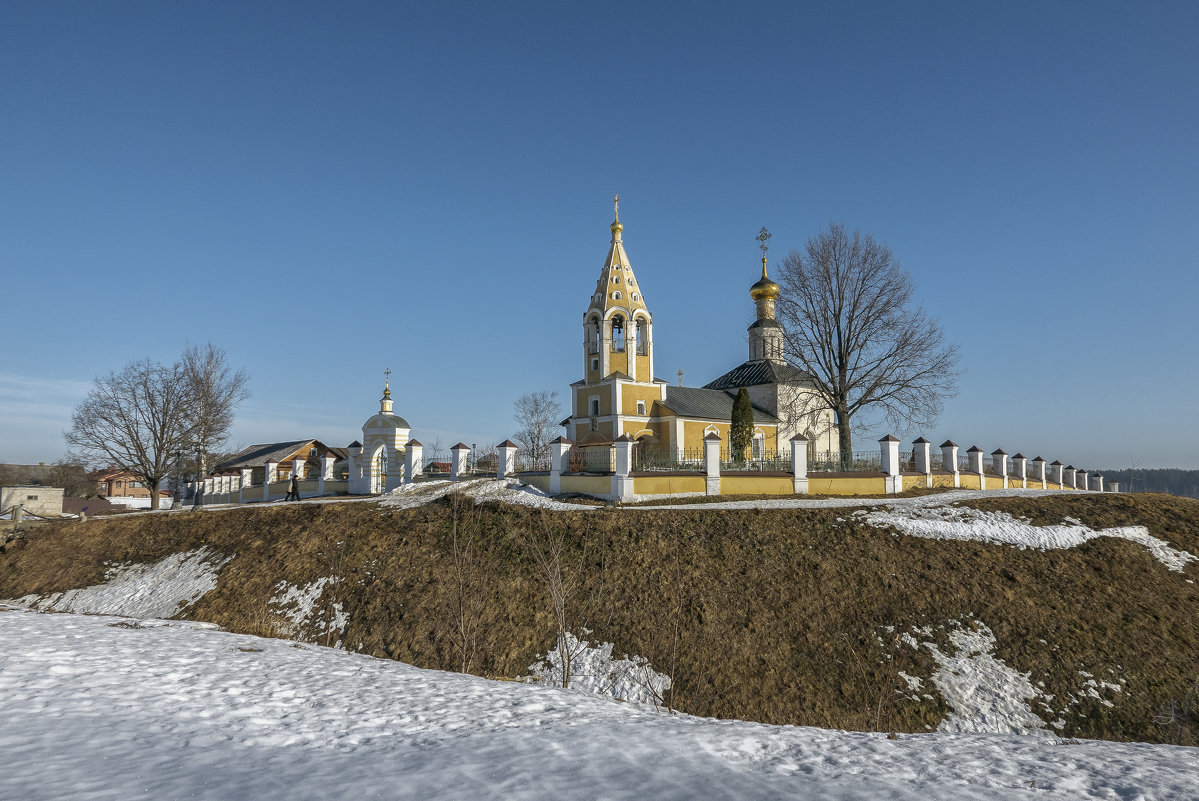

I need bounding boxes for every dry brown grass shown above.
[2,492,1197,744]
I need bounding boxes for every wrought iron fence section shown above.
[514,454,553,473]
[633,447,705,472]
[809,450,882,473]
[568,446,615,474]
[720,449,790,472]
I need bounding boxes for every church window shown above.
[635,318,648,355]
[589,396,600,416]
[636,400,646,415]
[632,293,639,302]
[591,357,599,371]
[611,291,622,301]
[611,316,625,351]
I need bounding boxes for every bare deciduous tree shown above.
[445,492,494,673]
[513,391,561,464]
[181,343,249,478]
[775,223,961,462]
[65,359,191,510]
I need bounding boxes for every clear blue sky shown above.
[2,1,1197,469]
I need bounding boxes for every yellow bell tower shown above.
[581,195,654,383]
[568,197,666,443]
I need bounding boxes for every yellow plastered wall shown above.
[720,475,793,495]
[959,474,982,490]
[634,353,651,380]
[807,476,887,495]
[984,476,1005,490]
[576,386,615,417]
[632,475,706,495]
[522,474,551,492]
[931,473,958,488]
[902,475,927,491]
[560,474,613,496]
[683,420,725,448]
[621,384,661,415]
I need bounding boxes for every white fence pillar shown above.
[497,439,518,478]
[1011,454,1027,488]
[1077,470,1089,491]
[1029,457,1046,488]
[967,446,985,483]
[404,440,423,484]
[913,437,932,487]
[1109,481,1119,493]
[1093,473,1104,492]
[549,437,572,494]
[264,460,278,501]
[992,449,1009,489]
[791,434,808,495]
[704,432,721,496]
[1049,460,1063,486]
[613,435,634,502]
[1063,465,1076,488]
[451,443,471,480]
[239,468,252,503]
[879,435,902,494]
[941,440,960,487]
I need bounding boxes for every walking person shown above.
[286,472,301,501]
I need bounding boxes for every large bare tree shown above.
[181,343,249,478]
[775,223,961,463]
[65,359,191,510]
[513,391,561,463]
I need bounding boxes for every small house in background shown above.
[88,467,170,509]
[0,486,64,518]
[90,468,158,500]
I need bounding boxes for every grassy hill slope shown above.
[3,492,1198,744]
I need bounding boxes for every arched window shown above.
[611,315,625,352]
[632,293,639,302]
[635,318,648,355]
[611,291,622,300]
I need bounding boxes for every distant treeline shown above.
[1094,468,1199,499]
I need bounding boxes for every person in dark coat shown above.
[286,473,301,501]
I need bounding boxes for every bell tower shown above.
[581,195,653,383]
[567,197,666,444]
[748,227,784,362]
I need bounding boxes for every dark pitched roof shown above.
[660,386,778,423]
[703,359,815,391]
[213,440,319,472]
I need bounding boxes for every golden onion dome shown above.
[750,258,779,301]
[610,218,623,234]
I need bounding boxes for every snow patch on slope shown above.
[8,547,231,618]
[857,506,1196,572]
[380,478,584,511]
[528,632,671,707]
[920,621,1050,735]
[270,578,348,641]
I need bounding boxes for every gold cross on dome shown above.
[384,366,391,386]
[613,194,620,220]
[756,227,771,256]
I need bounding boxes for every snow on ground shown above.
[917,621,1051,735]
[2,610,1196,801]
[527,631,671,706]
[270,577,348,641]
[8,547,231,618]
[379,477,585,511]
[634,487,1093,511]
[857,505,1197,572]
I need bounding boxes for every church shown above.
[563,200,839,459]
